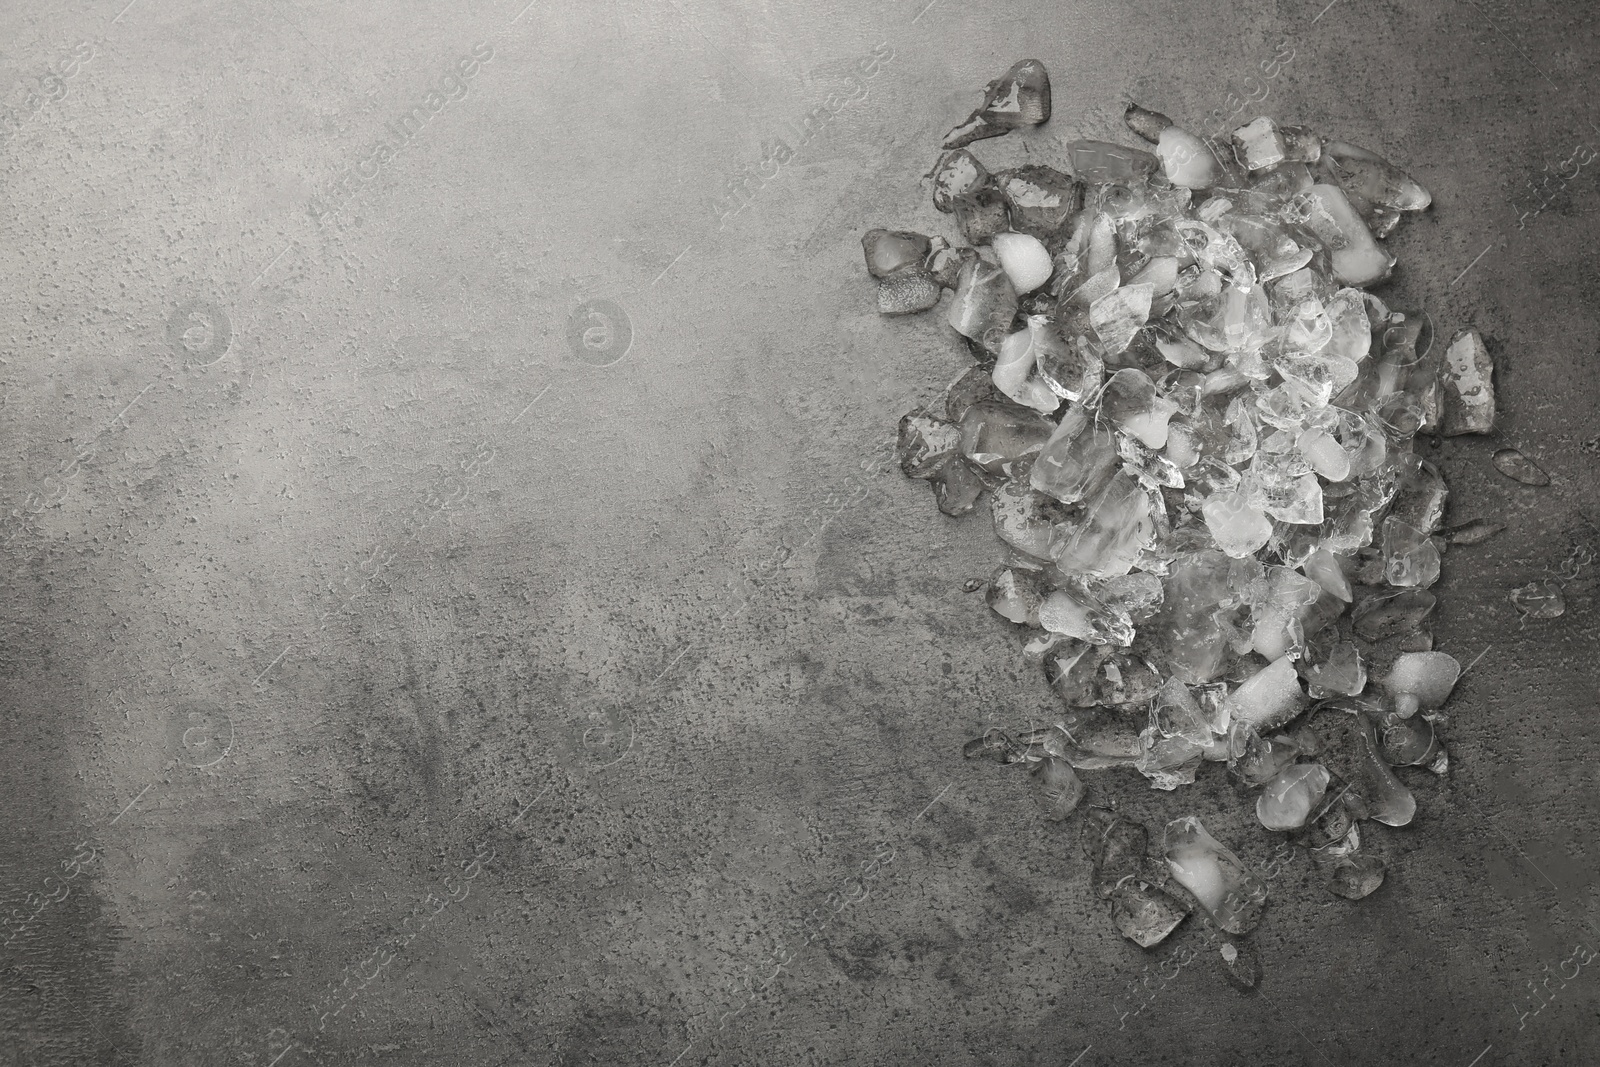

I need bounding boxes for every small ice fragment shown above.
[1443,518,1505,545]
[1223,657,1306,734]
[1303,548,1353,602]
[1380,651,1461,718]
[991,232,1054,294]
[994,320,1064,413]
[1088,284,1154,356]
[1321,141,1432,211]
[1492,448,1550,486]
[877,267,942,315]
[1163,816,1268,935]
[996,166,1083,239]
[897,410,962,478]
[1379,713,1442,767]
[931,149,990,212]
[1333,716,1417,827]
[1052,471,1154,578]
[1030,755,1086,821]
[1300,185,1395,287]
[1511,580,1565,619]
[1297,426,1351,482]
[1202,490,1273,558]
[1329,854,1386,900]
[947,258,1019,348]
[862,229,932,278]
[1218,937,1262,990]
[1231,117,1288,171]
[1381,518,1442,588]
[1256,763,1331,831]
[1086,809,1148,897]
[1102,368,1178,448]
[959,401,1055,475]
[1123,102,1173,143]
[986,567,1042,624]
[1156,128,1220,189]
[1065,139,1159,183]
[1029,406,1119,503]
[1351,588,1436,640]
[1280,124,1322,163]
[1442,329,1495,436]
[1110,880,1191,948]
[1398,630,1434,652]
[1304,641,1366,698]
[943,59,1051,149]
[990,477,1061,559]
[1039,588,1131,645]
[932,459,986,516]
[956,191,1011,245]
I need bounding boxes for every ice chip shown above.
[1511,580,1565,620]
[1110,880,1191,947]
[1442,329,1495,435]
[947,258,1018,348]
[959,401,1054,475]
[862,229,932,278]
[943,59,1051,149]
[1089,284,1155,356]
[931,149,990,212]
[1123,102,1173,143]
[996,165,1082,239]
[1163,816,1268,935]
[1202,490,1273,558]
[1321,141,1432,212]
[1256,763,1331,830]
[1232,116,1288,171]
[1102,367,1177,448]
[1052,471,1153,578]
[994,320,1065,413]
[1156,127,1220,189]
[1223,657,1307,733]
[1352,588,1436,640]
[1492,447,1550,486]
[1299,185,1395,287]
[897,410,962,478]
[1304,640,1366,698]
[1029,406,1118,503]
[1380,651,1460,718]
[992,232,1054,294]
[1066,139,1159,183]
[1030,755,1086,821]
[1329,853,1386,900]
[986,567,1043,625]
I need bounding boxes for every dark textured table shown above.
[2,0,1597,1064]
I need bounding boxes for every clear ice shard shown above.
[1380,651,1460,718]
[1089,284,1155,356]
[948,257,1018,348]
[1066,139,1159,184]
[1329,853,1386,900]
[959,401,1054,475]
[943,59,1051,149]
[1442,329,1495,435]
[1163,816,1268,934]
[1102,368,1179,448]
[1110,879,1191,947]
[1256,763,1331,830]
[1029,406,1118,503]
[1232,117,1288,171]
[1511,580,1565,619]
[1203,490,1273,558]
[1052,471,1153,578]
[1030,755,1086,821]
[992,232,1055,294]
[1492,447,1550,486]
[994,319,1066,413]
[1224,656,1307,734]
[932,150,989,212]
[1300,184,1395,287]
[862,229,932,277]
[1351,588,1435,640]
[1320,142,1432,212]
[1329,715,1417,827]
[1156,128,1220,189]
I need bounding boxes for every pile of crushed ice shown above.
[866,60,1510,960]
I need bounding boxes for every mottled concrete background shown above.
[1,0,1598,1064]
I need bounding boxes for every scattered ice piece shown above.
[1089,284,1155,356]
[1102,368,1178,448]
[1110,879,1191,947]
[1066,139,1159,183]
[1257,763,1331,831]
[1442,329,1495,436]
[878,267,942,314]
[1156,127,1220,189]
[992,232,1055,294]
[1039,588,1131,645]
[1351,588,1436,641]
[1030,755,1086,821]
[947,258,1018,348]
[931,150,990,212]
[1223,657,1306,734]
[1163,816,1268,935]
[996,166,1082,239]
[1123,102,1173,143]
[932,459,986,516]
[990,477,1061,559]
[1330,716,1417,827]
[963,726,1026,763]
[1052,471,1154,578]
[1218,938,1262,990]
[1380,651,1461,718]
[959,401,1054,475]
[1203,490,1273,558]
[994,319,1065,413]
[897,411,962,478]
[1304,641,1366,698]
[1087,809,1148,897]
[1379,712,1442,768]
[1329,853,1386,900]
[1029,406,1119,503]
[956,191,1011,245]
[1320,141,1431,212]
[1511,580,1565,619]
[1492,448,1550,486]
[862,229,932,278]
[943,59,1052,149]
[1443,519,1504,545]
[1232,117,1288,171]
[1300,184,1395,287]
[986,567,1043,624]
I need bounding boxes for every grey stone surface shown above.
[1,1,1598,1065]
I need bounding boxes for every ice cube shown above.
[994,320,1065,413]
[1223,656,1306,733]
[1110,880,1191,947]
[897,410,962,478]
[1030,754,1086,821]
[1256,763,1331,830]
[1231,117,1288,171]
[1029,406,1119,503]
[1156,128,1221,189]
[1202,490,1273,558]
[862,229,932,278]
[931,149,990,212]
[992,232,1055,294]
[943,59,1052,149]
[1052,471,1154,578]
[1163,816,1268,934]
[1441,329,1495,436]
[947,258,1018,346]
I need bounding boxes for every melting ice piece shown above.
[1052,471,1153,578]
[1155,127,1220,189]
[1135,729,1206,790]
[959,401,1054,475]
[1089,284,1155,356]
[1223,656,1306,734]
[1380,651,1461,718]
[1035,307,1106,401]
[862,229,932,277]
[1066,139,1160,183]
[1330,853,1386,900]
[1379,712,1443,768]
[931,149,990,212]
[996,165,1082,239]
[1029,406,1119,503]
[1110,879,1191,948]
[1381,518,1442,589]
[1352,588,1435,640]
[1248,567,1323,660]
[1321,141,1432,212]
[948,258,1019,348]
[1123,102,1174,143]
[1300,184,1395,287]
[1144,551,1233,684]
[932,459,986,516]
[1303,548,1353,601]
[1231,117,1288,171]
[957,190,1011,245]
[878,268,942,315]
[992,232,1055,293]
[897,411,962,478]
[994,319,1065,413]
[1030,755,1086,821]
[1442,329,1495,435]
[1202,490,1273,558]
[1256,762,1331,831]
[1087,809,1147,897]
[1304,641,1366,698]
[1443,518,1504,545]
[986,567,1042,624]
[1039,588,1131,645]
[943,59,1052,149]
[1511,580,1566,619]
[990,477,1060,559]
[1331,716,1417,827]
[1163,816,1268,935]
[1102,368,1178,448]
[1218,938,1263,991]
[1492,448,1550,486]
